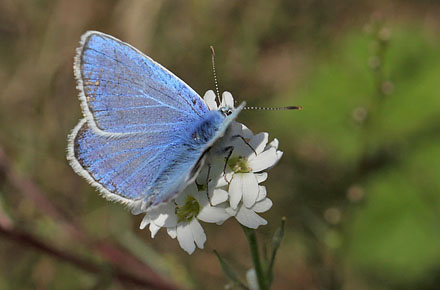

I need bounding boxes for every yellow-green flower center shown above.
[228,156,251,173]
[175,195,200,223]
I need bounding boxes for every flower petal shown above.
[249,132,269,158]
[276,151,283,162]
[193,191,231,224]
[235,206,267,229]
[196,166,209,185]
[255,172,268,183]
[149,222,161,238]
[189,219,206,249]
[140,215,151,230]
[229,173,244,209]
[234,132,269,159]
[256,185,267,202]
[210,188,229,205]
[209,172,231,188]
[167,227,177,239]
[177,223,196,254]
[232,138,253,156]
[221,91,234,108]
[225,207,238,216]
[265,138,279,150]
[194,190,209,207]
[228,121,244,137]
[149,202,177,227]
[242,173,259,208]
[203,90,218,110]
[198,206,231,224]
[176,183,198,205]
[252,198,273,213]
[131,201,146,215]
[265,150,283,171]
[239,123,254,139]
[248,147,279,172]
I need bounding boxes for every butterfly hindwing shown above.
[68,112,232,208]
[68,119,185,205]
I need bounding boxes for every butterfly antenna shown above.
[210,46,221,104]
[244,106,303,110]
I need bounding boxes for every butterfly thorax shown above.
[189,110,225,146]
[149,110,229,207]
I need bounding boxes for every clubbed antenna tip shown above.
[286,106,303,110]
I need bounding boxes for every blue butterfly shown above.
[67,31,243,210]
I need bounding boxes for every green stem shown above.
[242,225,267,290]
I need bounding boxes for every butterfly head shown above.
[219,106,233,117]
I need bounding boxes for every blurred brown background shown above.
[1,0,440,289]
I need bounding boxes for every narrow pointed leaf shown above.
[267,217,286,286]
[214,250,249,289]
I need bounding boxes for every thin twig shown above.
[0,146,178,290]
[0,223,170,289]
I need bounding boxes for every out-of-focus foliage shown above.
[270,25,440,289]
[0,0,439,289]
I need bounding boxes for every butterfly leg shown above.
[205,163,213,206]
[222,146,234,184]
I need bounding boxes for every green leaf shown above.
[267,217,286,286]
[214,250,248,289]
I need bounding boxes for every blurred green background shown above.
[1,0,439,289]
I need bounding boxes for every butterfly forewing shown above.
[70,119,187,203]
[75,31,209,134]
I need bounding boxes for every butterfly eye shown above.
[220,106,233,116]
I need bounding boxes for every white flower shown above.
[203,90,235,111]
[226,184,273,229]
[204,91,282,228]
[135,90,283,253]
[138,183,230,254]
[246,268,259,290]
[212,172,273,229]
[226,126,283,210]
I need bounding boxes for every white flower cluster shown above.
[134,91,283,254]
